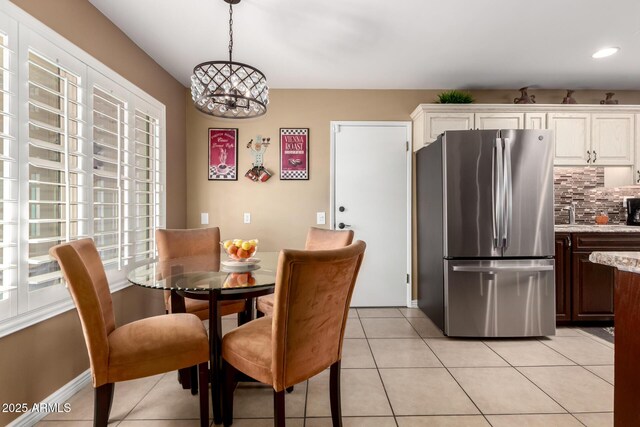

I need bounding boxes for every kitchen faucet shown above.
[567,203,576,224]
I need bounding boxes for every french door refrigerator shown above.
[417,129,555,337]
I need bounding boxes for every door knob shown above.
[338,206,345,212]
[338,222,351,229]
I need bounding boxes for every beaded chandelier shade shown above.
[190,0,269,118]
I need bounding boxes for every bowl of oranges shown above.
[222,239,258,261]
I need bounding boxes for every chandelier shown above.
[190,0,269,118]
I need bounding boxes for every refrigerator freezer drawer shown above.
[445,259,555,337]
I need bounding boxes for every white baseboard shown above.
[7,369,91,427]
[410,299,418,308]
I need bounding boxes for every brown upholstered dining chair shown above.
[156,227,246,392]
[256,227,354,317]
[222,241,366,427]
[49,239,210,427]
[156,227,246,320]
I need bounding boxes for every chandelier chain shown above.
[228,2,234,63]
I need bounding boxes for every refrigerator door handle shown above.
[452,265,554,273]
[493,137,503,249]
[502,137,513,250]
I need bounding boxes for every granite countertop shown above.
[555,224,640,233]
[589,251,640,273]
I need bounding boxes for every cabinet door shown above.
[555,233,572,322]
[475,113,524,130]
[548,113,590,165]
[571,252,615,321]
[591,113,634,165]
[636,114,640,184]
[423,113,474,144]
[525,113,546,130]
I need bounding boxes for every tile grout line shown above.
[399,311,486,421]
[480,337,586,423]
[302,378,309,427]
[116,372,168,423]
[359,314,401,427]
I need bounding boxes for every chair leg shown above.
[286,386,294,393]
[330,361,343,427]
[198,362,209,427]
[178,367,191,390]
[256,309,264,318]
[223,360,238,427]
[94,383,114,427]
[273,389,286,427]
[190,365,199,395]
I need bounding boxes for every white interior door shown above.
[332,122,410,307]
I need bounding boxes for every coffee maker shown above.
[626,198,640,226]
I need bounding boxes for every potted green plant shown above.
[436,90,474,104]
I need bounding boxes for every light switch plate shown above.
[243,212,251,224]
[200,213,209,225]
[316,211,326,225]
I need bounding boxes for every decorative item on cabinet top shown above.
[600,92,619,105]
[562,90,577,104]
[436,90,474,104]
[514,86,536,104]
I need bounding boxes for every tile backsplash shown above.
[554,167,640,224]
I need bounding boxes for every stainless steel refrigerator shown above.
[416,129,555,337]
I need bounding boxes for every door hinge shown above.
[406,141,410,151]
[406,273,410,283]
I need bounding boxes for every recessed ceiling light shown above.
[592,47,620,59]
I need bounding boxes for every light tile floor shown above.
[39,308,614,426]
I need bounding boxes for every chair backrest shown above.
[49,238,115,387]
[305,227,354,250]
[271,240,366,391]
[156,227,221,306]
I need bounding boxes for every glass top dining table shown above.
[127,251,280,425]
[127,251,279,293]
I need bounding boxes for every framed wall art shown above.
[208,128,238,180]
[279,128,309,180]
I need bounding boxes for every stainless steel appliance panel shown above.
[443,131,502,258]
[445,259,556,337]
[500,130,555,257]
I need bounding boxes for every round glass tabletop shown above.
[127,251,279,292]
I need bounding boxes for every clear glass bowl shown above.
[221,239,258,261]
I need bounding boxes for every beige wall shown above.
[186,88,640,298]
[0,1,179,424]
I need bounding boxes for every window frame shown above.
[0,1,167,337]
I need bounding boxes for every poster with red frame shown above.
[208,128,238,180]
[279,128,309,180]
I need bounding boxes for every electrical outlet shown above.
[243,212,251,224]
[316,211,326,225]
[200,213,209,225]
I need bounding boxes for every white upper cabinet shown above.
[421,112,474,145]
[412,105,639,168]
[475,113,524,130]
[525,113,546,129]
[548,113,590,165]
[591,113,634,165]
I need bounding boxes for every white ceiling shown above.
[89,0,640,90]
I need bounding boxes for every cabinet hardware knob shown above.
[586,150,591,163]
[637,170,640,184]
[592,151,597,162]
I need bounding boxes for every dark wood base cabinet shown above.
[555,233,572,322]
[555,232,640,323]
[614,270,640,426]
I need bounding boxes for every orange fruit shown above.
[228,245,238,255]
[248,276,256,285]
[237,248,249,258]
